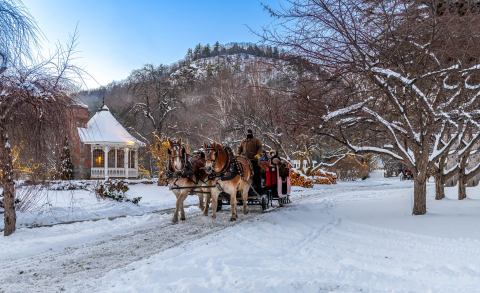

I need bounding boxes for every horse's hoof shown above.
[181,217,186,221]
[230,217,237,221]
[203,212,208,216]
[172,218,178,224]
[211,215,216,220]
[243,210,249,215]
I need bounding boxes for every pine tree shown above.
[186,48,194,62]
[273,47,279,59]
[266,46,273,58]
[60,137,74,180]
[193,43,202,60]
[203,44,211,58]
[213,41,221,56]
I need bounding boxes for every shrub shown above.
[95,179,141,205]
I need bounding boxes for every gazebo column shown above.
[104,145,109,179]
[124,147,129,179]
[135,148,138,170]
[90,146,94,169]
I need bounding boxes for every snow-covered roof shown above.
[73,99,88,108]
[77,105,145,147]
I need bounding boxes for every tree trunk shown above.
[412,153,428,215]
[413,176,427,215]
[458,157,467,200]
[458,172,467,200]
[412,151,428,215]
[0,131,16,236]
[434,174,445,200]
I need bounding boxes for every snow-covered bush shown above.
[95,179,141,205]
[48,180,91,191]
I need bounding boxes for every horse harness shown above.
[205,145,246,181]
[166,143,203,188]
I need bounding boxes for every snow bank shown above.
[0,182,200,230]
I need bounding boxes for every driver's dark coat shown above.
[237,137,262,160]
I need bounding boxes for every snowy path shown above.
[0,205,269,293]
[80,178,480,292]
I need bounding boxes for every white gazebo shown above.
[77,105,145,179]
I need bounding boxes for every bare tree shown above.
[453,123,480,199]
[0,0,83,235]
[0,0,37,73]
[264,0,480,215]
[126,64,178,143]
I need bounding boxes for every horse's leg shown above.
[225,184,237,221]
[242,182,250,215]
[198,193,205,211]
[180,191,188,221]
[210,188,219,219]
[172,192,180,223]
[203,189,210,216]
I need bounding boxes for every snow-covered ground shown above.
[1,181,200,230]
[2,171,480,292]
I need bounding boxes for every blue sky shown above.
[22,0,279,88]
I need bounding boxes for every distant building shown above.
[291,160,318,170]
[70,104,144,179]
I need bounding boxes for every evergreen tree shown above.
[193,43,202,60]
[253,45,261,56]
[203,44,211,58]
[60,137,74,180]
[266,46,273,58]
[247,45,255,55]
[186,48,194,62]
[213,41,220,56]
[219,45,226,55]
[273,47,279,59]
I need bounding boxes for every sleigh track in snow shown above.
[0,204,195,233]
[0,202,288,293]
[0,185,372,292]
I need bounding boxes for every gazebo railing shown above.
[91,168,104,178]
[91,168,138,179]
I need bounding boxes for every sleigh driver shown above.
[237,129,262,194]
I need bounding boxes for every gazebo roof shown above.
[78,105,145,147]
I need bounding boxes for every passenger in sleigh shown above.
[269,151,291,197]
[259,151,270,192]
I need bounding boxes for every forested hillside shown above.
[75,42,337,173]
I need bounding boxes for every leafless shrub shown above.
[15,184,48,212]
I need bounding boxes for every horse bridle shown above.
[205,144,230,176]
[168,142,187,174]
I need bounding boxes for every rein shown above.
[167,143,195,182]
[205,145,229,178]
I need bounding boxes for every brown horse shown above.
[167,138,210,223]
[203,142,253,221]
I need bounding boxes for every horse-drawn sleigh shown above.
[165,139,292,223]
